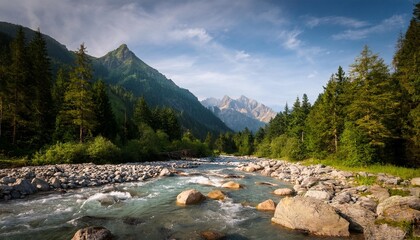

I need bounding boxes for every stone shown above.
[13,179,37,195]
[369,185,390,202]
[333,192,352,204]
[71,226,113,240]
[260,167,272,176]
[2,176,16,184]
[333,203,376,233]
[300,177,319,188]
[176,189,205,205]
[221,181,241,189]
[31,178,50,191]
[411,177,420,186]
[410,187,420,197]
[159,168,172,177]
[200,230,225,240]
[271,196,349,237]
[304,190,332,201]
[273,188,294,196]
[50,177,61,188]
[377,196,420,223]
[357,196,378,212]
[256,199,276,211]
[364,224,406,240]
[207,190,226,200]
[244,166,256,172]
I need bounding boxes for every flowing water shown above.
[0,158,362,239]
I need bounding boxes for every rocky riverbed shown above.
[235,159,420,240]
[0,160,200,201]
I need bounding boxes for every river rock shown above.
[31,178,50,191]
[159,168,172,177]
[300,177,319,188]
[369,185,390,202]
[411,178,420,186]
[221,181,241,189]
[176,189,205,205]
[200,230,225,240]
[207,190,226,200]
[256,199,276,211]
[377,196,420,222]
[273,188,294,196]
[333,191,352,204]
[260,167,272,176]
[271,196,349,237]
[364,223,406,240]
[356,196,378,212]
[71,226,113,240]
[333,203,376,233]
[13,179,37,195]
[304,190,332,201]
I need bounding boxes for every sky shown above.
[0,0,415,111]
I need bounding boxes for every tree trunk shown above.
[334,128,338,153]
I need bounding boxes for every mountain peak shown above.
[100,43,143,69]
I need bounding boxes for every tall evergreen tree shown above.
[28,29,54,146]
[9,27,30,145]
[393,2,420,166]
[133,96,153,128]
[61,43,96,143]
[93,80,117,140]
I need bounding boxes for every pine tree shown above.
[133,96,153,128]
[9,27,30,145]
[28,29,54,146]
[61,43,96,143]
[393,2,420,166]
[93,80,117,140]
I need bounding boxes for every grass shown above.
[388,188,411,197]
[0,157,30,169]
[375,219,414,238]
[300,158,420,180]
[354,175,377,186]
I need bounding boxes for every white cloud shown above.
[333,15,405,40]
[234,50,251,61]
[305,16,369,28]
[170,28,213,45]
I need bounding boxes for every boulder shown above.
[356,196,378,212]
[176,189,205,205]
[207,190,226,200]
[377,196,420,222]
[271,196,349,237]
[300,177,319,188]
[244,166,256,172]
[273,188,294,196]
[260,167,273,176]
[333,203,376,233]
[221,181,241,189]
[411,177,420,186]
[159,168,172,177]
[304,190,332,201]
[333,192,352,204]
[369,185,390,202]
[200,230,225,240]
[13,179,37,195]
[50,177,61,188]
[71,226,113,240]
[256,199,276,211]
[31,178,50,191]
[364,224,406,240]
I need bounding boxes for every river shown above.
[0,157,361,239]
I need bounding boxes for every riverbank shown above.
[235,158,420,239]
[0,160,202,201]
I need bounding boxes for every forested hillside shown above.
[214,3,420,168]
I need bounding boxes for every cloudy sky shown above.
[0,0,414,111]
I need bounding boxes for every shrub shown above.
[32,142,87,165]
[86,136,120,164]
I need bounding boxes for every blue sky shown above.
[0,0,415,111]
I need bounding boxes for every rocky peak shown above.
[100,43,139,69]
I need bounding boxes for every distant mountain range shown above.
[201,95,277,132]
[0,22,230,138]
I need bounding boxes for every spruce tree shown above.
[93,80,117,140]
[62,43,96,143]
[28,29,54,146]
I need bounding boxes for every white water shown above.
[0,158,362,239]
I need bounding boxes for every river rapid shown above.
[0,157,360,239]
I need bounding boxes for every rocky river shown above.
[0,156,419,239]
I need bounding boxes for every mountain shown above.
[0,22,231,138]
[201,95,277,132]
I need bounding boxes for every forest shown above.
[0,3,418,170]
[214,4,419,168]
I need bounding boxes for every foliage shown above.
[388,188,410,197]
[354,175,377,186]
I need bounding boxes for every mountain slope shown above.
[0,22,231,138]
[95,44,231,138]
[202,95,276,132]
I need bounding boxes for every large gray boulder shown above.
[71,226,113,240]
[31,178,50,191]
[176,189,205,205]
[364,224,406,240]
[13,179,37,195]
[333,203,376,233]
[376,195,420,222]
[271,196,349,237]
[304,190,332,201]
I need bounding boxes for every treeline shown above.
[0,27,210,164]
[213,4,420,167]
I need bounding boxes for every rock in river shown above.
[176,189,205,205]
[221,181,241,189]
[71,226,113,240]
[256,199,276,211]
[271,196,349,237]
[207,190,226,200]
